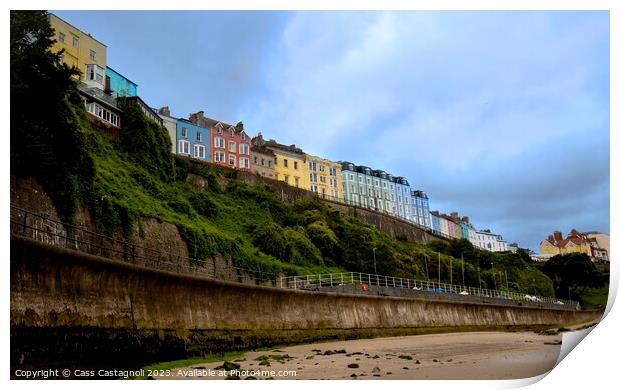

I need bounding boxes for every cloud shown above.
[242,11,609,250]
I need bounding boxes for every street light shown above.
[491,262,497,290]
[373,247,377,275]
[423,254,430,282]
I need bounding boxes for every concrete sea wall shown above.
[11,237,601,370]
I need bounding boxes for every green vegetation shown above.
[11,10,94,223]
[9,10,564,297]
[540,253,608,307]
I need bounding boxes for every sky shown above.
[52,10,610,252]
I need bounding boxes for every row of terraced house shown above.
[48,12,513,252]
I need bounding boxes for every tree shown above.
[540,253,604,301]
[10,11,93,222]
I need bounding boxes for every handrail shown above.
[11,204,578,310]
[279,271,577,309]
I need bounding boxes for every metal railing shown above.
[280,272,578,309]
[11,205,578,311]
[10,205,278,285]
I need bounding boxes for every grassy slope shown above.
[77,110,554,296]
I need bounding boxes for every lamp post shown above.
[491,262,497,290]
[477,267,482,293]
[373,247,377,275]
[423,254,430,283]
[438,253,441,288]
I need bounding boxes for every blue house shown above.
[176,119,210,161]
[391,177,411,221]
[411,190,431,228]
[431,211,441,235]
[105,66,138,98]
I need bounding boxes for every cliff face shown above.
[11,175,189,258]
[10,237,602,372]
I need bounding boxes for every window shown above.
[239,157,250,169]
[253,156,258,164]
[320,176,326,183]
[310,184,318,192]
[58,53,64,65]
[214,151,225,162]
[239,143,249,154]
[58,32,65,43]
[85,64,104,85]
[309,161,316,171]
[268,160,272,167]
[284,175,289,184]
[178,140,190,155]
[261,158,265,166]
[294,161,298,170]
[321,188,326,197]
[72,36,79,48]
[284,159,288,168]
[85,101,120,127]
[181,127,187,138]
[329,167,337,176]
[294,177,299,187]
[194,144,206,159]
[214,136,225,148]
[197,132,202,142]
[358,176,362,183]
[229,155,236,166]
[319,164,325,172]
[229,141,236,152]
[89,50,96,61]
[310,172,317,182]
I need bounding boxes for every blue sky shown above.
[53,10,610,251]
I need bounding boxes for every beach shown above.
[156,330,564,380]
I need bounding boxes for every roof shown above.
[106,66,138,86]
[76,81,119,112]
[49,13,108,48]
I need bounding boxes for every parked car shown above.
[459,291,469,296]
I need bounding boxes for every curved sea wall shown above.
[11,237,601,370]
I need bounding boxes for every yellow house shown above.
[263,140,309,189]
[539,240,561,256]
[306,154,343,202]
[539,229,594,258]
[48,13,107,90]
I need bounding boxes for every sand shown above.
[155,331,564,380]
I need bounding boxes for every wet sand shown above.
[156,331,564,380]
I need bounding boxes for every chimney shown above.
[236,121,244,131]
[188,111,205,125]
[450,212,459,221]
[463,216,470,223]
[553,231,563,242]
[158,106,170,116]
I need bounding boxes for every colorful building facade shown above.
[340,162,413,220]
[188,111,251,171]
[540,229,609,262]
[411,190,431,228]
[176,119,210,161]
[105,66,138,98]
[307,154,342,201]
[391,177,412,221]
[263,140,308,188]
[49,13,107,90]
